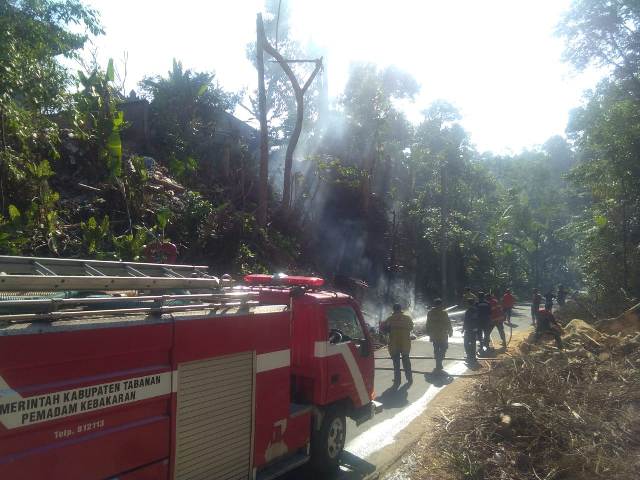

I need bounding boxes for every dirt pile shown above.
[596,302,640,336]
[407,322,640,479]
[553,297,598,323]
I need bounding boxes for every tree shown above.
[483,148,579,293]
[566,79,640,302]
[260,33,322,212]
[408,101,484,300]
[559,1,640,306]
[140,60,240,183]
[0,0,101,254]
[248,1,326,223]
[341,63,418,211]
[558,0,640,94]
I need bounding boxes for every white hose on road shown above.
[346,361,468,460]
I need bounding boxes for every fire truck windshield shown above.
[326,305,364,343]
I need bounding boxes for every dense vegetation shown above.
[1,0,638,313]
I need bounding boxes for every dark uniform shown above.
[534,308,563,349]
[476,296,491,353]
[463,302,479,362]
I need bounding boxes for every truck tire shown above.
[311,407,346,473]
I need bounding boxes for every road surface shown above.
[287,305,532,479]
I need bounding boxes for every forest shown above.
[1,0,639,314]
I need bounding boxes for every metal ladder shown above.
[0,255,256,324]
[0,255,220,291]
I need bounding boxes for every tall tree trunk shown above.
[256,14,269,228]
[381,154,392,198]
[281,89,304,210]
[440,159,448,301]
[260,41,322,213]
[622,196,629,291]
[1,107,7,212]
[361,131,379,213]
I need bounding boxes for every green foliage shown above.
[140,59,239,183]
[0,0,100,255]
[0,209,28,254]
[80,215,110,256]
[315,156,363,189]
[556,2,640,302]
[558,0,640,90]
[72,63,125,179]
[0,159,62,254]
[155,208,171,237]
[5,0,636,309]
[112,228,148,261]
[80,215,148,260]
[565,79,640,301]
[234,242,264,275]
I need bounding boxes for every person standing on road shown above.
[502,289,516,325]
[534,305,563,349]
[476,292,492,354]
[381,303,414,388]
[531,289,542,326]
[425,299,453,372]
[462,298,479,365]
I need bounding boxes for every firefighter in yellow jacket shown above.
[425,298,453,372]
[381,303,414,387]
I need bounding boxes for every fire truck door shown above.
[323,305,372,407]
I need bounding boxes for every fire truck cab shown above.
[0,256,377,480]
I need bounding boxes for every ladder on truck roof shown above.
[0,255,220,291]
[0,255,259,324]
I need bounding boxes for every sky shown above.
[84,0,603,154]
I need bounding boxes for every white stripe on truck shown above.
[314,341,369,406]
[256,349,291,373]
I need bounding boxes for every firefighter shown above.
[476,292,491,354]
[461,298,479,365]
[534,305,563,349]
[502,289,516,325]
[425,298,453,372]
[381,303,414,387]
[463,286,477,305]
[531,288,542,326]
[488,293,507,348]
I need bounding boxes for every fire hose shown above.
[374,365,494,377]
[373,320,514,378]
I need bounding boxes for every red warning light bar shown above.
[244,274,324,288]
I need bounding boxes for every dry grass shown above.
[397,322,640,480]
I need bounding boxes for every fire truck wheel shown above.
[311,408,346,472]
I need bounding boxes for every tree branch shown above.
[238,102,257,120]
[261,37,323,211]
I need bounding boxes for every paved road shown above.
[288,306,533,479]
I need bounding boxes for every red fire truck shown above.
[0,256,379,479]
